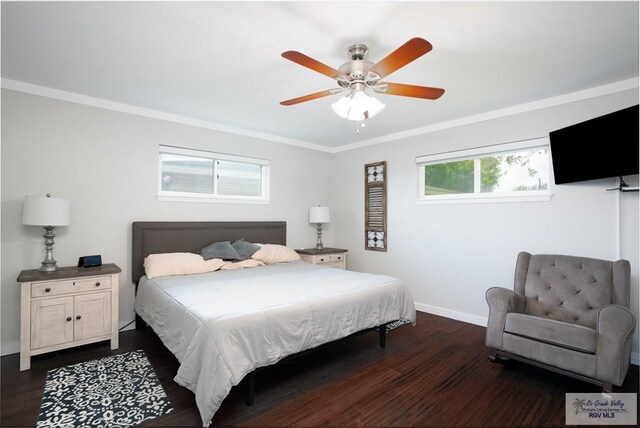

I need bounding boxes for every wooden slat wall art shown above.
[364,161,387,251]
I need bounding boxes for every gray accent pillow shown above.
[232,239,261,261]
[201,241,240,261]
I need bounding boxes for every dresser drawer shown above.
[315,253,346,264]
[31,277,111,298]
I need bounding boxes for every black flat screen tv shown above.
[549,105,639,184]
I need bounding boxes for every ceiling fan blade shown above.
[366,38,433,79]
[280,89,344,106]
[282,51,347,81]
[374,82,445,99]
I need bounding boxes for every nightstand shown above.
[296,248,348,269]
[17,264,121,371]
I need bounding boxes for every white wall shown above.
[0,89,333,355]
[2,87,638,365]
[330,89,640,359]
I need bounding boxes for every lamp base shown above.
[39,262,58,272]
[39,226,59,272]
[315,223,324,250]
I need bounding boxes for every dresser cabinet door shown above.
[31,297,74,349]
[73,292,112,341]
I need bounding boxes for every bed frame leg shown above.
[379,323,387,348]
[245,371,255,406]
[135,313,144,329]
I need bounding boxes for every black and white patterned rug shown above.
[375,319,411,332]
[37,350,173,428]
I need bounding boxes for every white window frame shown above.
[415,137,553,204]
[157,145,270,204]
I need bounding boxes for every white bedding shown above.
[134,260,416,426]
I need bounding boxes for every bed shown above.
[132,221,416,426]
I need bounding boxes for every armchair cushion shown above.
[520,254,613,328]
[505,313,597,353]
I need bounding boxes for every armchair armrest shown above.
[595,305,636,386]
[485,287,526,349]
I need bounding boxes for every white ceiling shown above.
[2,1,638,149]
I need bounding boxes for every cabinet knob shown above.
[95,282,100,287]
[76,315,82,320]
[66,316,72,322]
[320,258,324,262]
[337,256,341,260]
[45,287,51,293]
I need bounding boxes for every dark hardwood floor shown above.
[2,312,638,427]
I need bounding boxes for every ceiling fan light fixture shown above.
[331,90,386,122]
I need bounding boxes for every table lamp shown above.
[309,206,330,250]
[22,194,70,272]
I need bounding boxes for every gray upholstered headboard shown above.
[131,221,286,283]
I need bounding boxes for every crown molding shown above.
[3,77,637,155]
[331,77,640,153]
[0,78,333,153]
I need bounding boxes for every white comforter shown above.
[134,261,415,426]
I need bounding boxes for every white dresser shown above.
[18,264,120,370]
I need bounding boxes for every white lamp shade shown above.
[366,96,386,118]
[22,196,70,226]
[349,91,370,115]
[331,96,350,118]
[309,206,330,224]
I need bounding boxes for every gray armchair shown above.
[486,252,635,391]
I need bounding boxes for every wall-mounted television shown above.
[549,105,639,184]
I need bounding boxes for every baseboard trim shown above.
[414,302,488,327]
[413,301,639,366]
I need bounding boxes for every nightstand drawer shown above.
[297,249,348,270]
[31,276,111,298]
[320,261,345,269]
[316,254,345,264]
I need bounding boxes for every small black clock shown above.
[78,255,102,268]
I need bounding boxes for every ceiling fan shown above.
[280,37,445,124]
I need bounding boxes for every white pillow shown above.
[144,252,225,279]
[220,259,266,270]
[251,244,300,264]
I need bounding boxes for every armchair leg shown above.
[603,382,613,394]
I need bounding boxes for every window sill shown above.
[415,191,552,205]
[157,195,270,205]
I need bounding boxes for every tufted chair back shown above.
[514,252,630,328]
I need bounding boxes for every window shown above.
[416,138,552,203]
[158,145,269,203]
